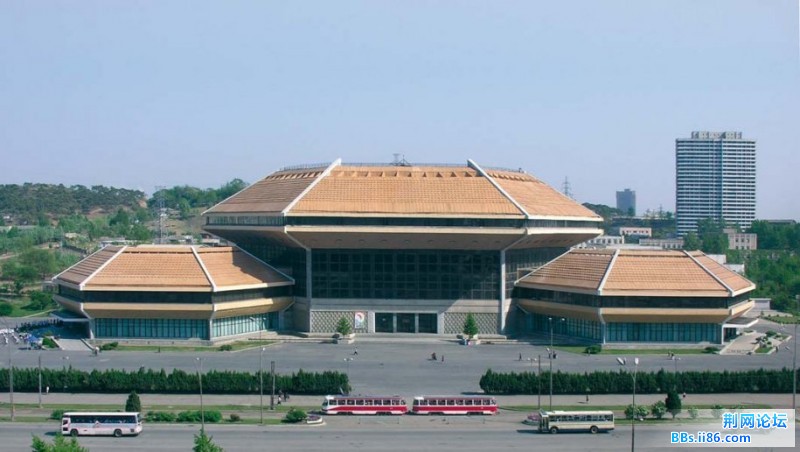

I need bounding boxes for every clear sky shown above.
[1,1,798,219]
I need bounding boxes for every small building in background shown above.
[616,189,636,216]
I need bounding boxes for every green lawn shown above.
[553,346,707,355]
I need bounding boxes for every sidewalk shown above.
[1,392,794,410]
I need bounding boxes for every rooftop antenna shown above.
[391,154,411,167]
[155,186,166,244]
[562,177,574,199]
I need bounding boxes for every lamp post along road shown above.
[528,356,542,410]
[547,317,564,410]
[38,352,42,409]
[196,357,204,431]
[618,357,639,452]
[1,317,14,421]
[270,360,276,411]
[259,347,265,424]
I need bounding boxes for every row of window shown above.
[606,322,720,343]
[311,250,500,300]
[211,312,278,338]
[95,318,209,340]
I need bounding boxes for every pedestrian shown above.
[441,354,444,363]
[46,386,49,395]
[285,392,290,402]
[518,353,522,361]
[682,392,686,399]
[586,394,589,403]
[431,352,437,361]
[353,348,358,356]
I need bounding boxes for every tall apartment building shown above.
[616,188,636,216]
[676,131,756,236]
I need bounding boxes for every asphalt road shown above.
[1,337,795,396]
[3,420,797,452]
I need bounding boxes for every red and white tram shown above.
[321,395,408,415]
[411,396,498,415]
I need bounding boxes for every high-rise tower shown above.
[675,131,756,235]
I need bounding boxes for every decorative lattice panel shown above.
[443,312,498,335]
[311,311,369,333]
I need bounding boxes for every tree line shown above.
[0,367,350,395]
[479,368,798,395]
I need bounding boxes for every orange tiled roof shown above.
[205,169,324,214]
[56,246,122,286]
[517,249,613,290]
[291,166,523,216]
[205,162,600,219]
[196,247,291,287]
[487,171,601,219]
[87,247,210,290]
[57,246,292,291]
[517,249,755,297]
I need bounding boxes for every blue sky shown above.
[1,1,798,219]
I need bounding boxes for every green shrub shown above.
[283,407,308,423]
[650,401,667,420]
[703,346,719,354]
[125,391,142,412]
[49,409,65,420]
[228,413,241,422]
[765,330,777,338]
[177,410,222,423]
[688,406,699,419]
[100,342,119,351]
[624,404,649,420]
[712,405,725,419]
[0,302,11,316]
[665,390,682,419]
[146,411,177,422]
[335,317,352,336]
[218,344,233,352]
[584,345,602,355]
[463,313,479,338]
[42,337,58,349]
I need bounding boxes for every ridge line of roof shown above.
[191,246,217,292]
[467,159,529,218]
[514,247,575,285]
[282,159,342,215]
[682,250,734,297]
[81,245,128,290]
[597,249,620,295]
[234,246,296,285]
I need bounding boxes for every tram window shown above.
[465,400,472,406]
[346,400,354,406]
[447,400,455,406]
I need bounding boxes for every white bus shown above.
[534,410,614,434]
[61,412,143,437]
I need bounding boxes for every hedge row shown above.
[0,367,349,395]
[479,368,799,395]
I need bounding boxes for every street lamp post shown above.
[38,352,43,409]
[617,357,639,452]
[547,317,565,410]
[1,317,15,421]
[672,356,681,391]
[344,357,353,394]
[259,347,265,424]
[527,356,542,410]
[270,360,276,411]
[196,357,204,431]
[793,295,798,416]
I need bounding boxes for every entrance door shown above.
[397,314,415,333]
[375,313,394,333]
[417,314,437,333]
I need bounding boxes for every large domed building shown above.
[202,159,603,336]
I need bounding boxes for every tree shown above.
[624,404,649,420]
[193,429,224,452]
[665,389,682,419]
[650,400,667,420]
[29,290,53,311]
[283,407,308,423]
[31,433,89,452]
[463,313,479,339]
[682,233,701,251]
[125,391,142,413]
[335,317,352,336]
